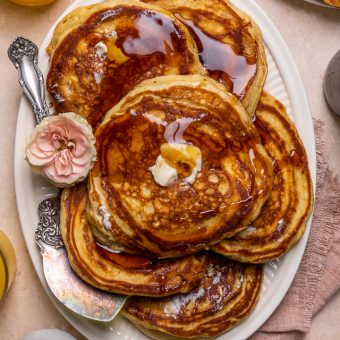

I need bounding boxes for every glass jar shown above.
[0,231,16,306]
[8,0,56,6]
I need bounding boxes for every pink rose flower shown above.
[25,112,96,187]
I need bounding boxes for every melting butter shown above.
[149,155,178,187]
[106,33,129,63]
[149,143,202,187]
[94,33,129,64]
[94,41,107,60]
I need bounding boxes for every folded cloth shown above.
[251,119,340,340]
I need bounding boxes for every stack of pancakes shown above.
[48,0,313,337]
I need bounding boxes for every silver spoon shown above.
[8,36,49,123]
[8,37,126,322]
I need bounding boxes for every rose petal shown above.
[42,162,58,182]
[54,149,73,176]
[71,149,93,166]
[42,163,80,186]
[64,172,80,184]
[26,144,57,166]
[48,123,67,137]
[30,129,56,152]
[71,162,87,175]
[50,133,63,149]
[72,143,86,158]
[68,129,90,144]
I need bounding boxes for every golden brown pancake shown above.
[121,253,263,338]
[88,75,273,258]
[322,0,340,7]
[142,0,267,117]
[46,0,205,128]
[60,182,208,296]
[212,92,314,263]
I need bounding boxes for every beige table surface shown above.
[0,0,339,339]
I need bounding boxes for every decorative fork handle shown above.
[35,198,64,254]
[8,37,49,124]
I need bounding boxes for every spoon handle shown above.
[8,37,49,124]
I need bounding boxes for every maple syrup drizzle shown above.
[176,16,257,98]
[96,242,154,269]
[121,12,176,56]
[164,117,194,144]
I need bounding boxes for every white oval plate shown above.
[14,0,316,339]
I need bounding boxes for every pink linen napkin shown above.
[251,119,340,339]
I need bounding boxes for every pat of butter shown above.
[106,35,129,63]
[94,41,107,60]
[98,205,112,230]
[185,153,202,185]
[149,155,178,187]
[149,143,202,187]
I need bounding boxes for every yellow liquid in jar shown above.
[0,255,6,301]
[0,231,16,304]
[8,0,56,6]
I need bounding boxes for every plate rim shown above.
[14,0,316,339]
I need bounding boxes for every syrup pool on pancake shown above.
[178,16,256,98]
[46,0,205,128]
[142,0,267,116]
